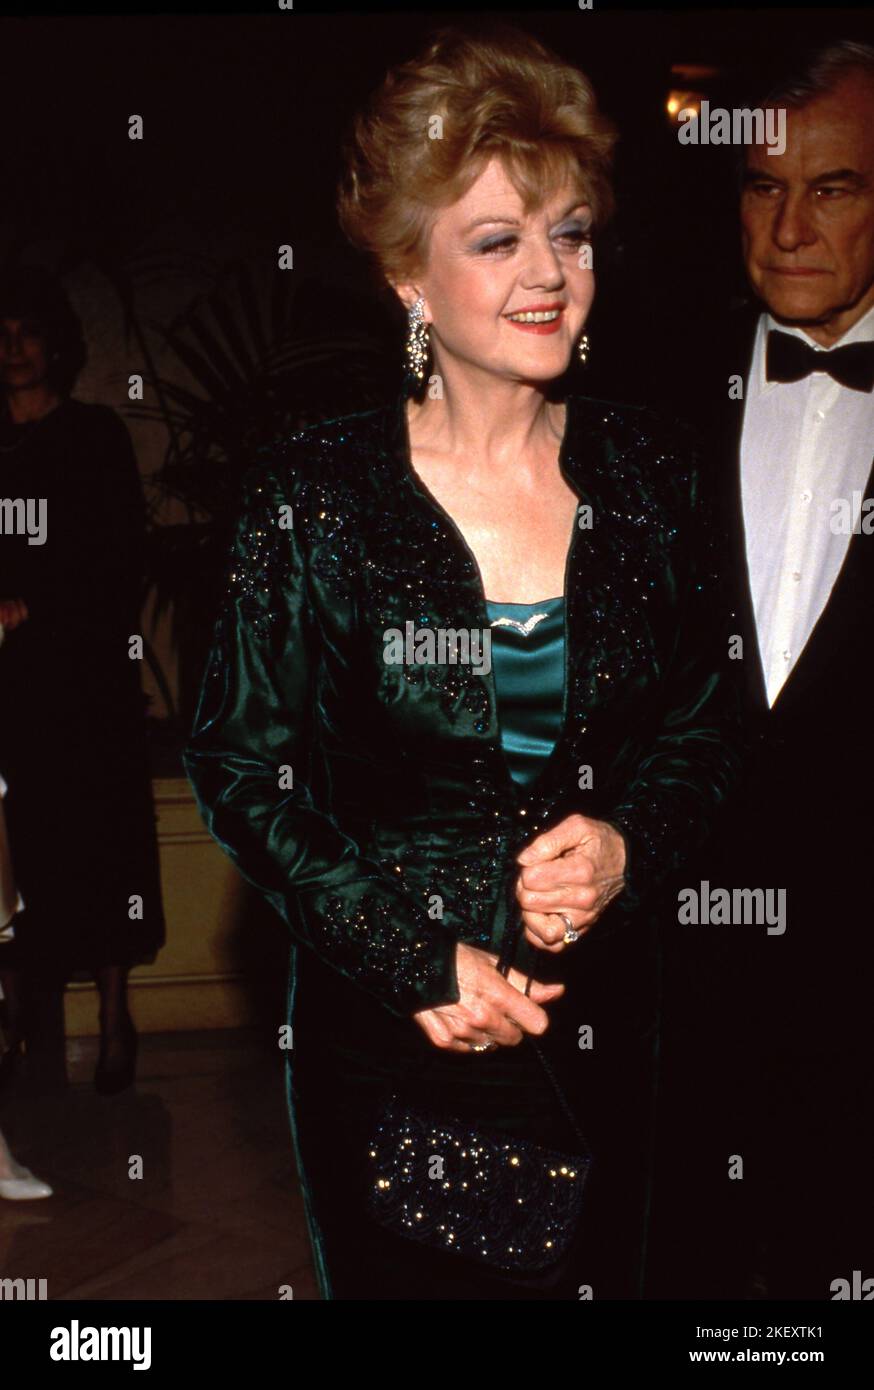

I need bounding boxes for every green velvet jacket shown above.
[184,388,744,1042]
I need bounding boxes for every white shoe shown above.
[0,1166,53,1200]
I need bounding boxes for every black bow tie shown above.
[766,329,874,392]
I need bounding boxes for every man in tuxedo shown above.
[655,39,874,1301]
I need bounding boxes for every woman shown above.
[185,25,743,1299]
[0,266,165,1094]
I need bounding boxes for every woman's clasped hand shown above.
[413,939,564,1053]
[515,813,627,953]
[414,812,627,1053]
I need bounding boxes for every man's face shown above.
[740,71,874,345]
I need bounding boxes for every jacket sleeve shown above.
[183,458,460,1018]
[604,420,748,917]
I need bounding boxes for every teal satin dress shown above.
[291,596,654,1299]
[484,597,565,787]
[294,597,590,1300]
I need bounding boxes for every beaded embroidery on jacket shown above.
[218,395,729,970]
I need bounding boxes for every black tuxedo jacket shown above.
[668,302,874,1055]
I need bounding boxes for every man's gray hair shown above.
[734,39,874,182]
[760,39,874,108]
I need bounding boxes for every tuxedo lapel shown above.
[720,305,767,710]
[769,450,874,715]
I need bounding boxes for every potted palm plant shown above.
[129,258,400,769]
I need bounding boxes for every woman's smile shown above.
[503,304,566,334]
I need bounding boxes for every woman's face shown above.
[407,156,595,387]
[0,317,51,391]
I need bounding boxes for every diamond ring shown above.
[556,912,580,945]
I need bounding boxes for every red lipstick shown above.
[503,303,566,335]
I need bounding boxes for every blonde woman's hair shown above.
[337,23,618,288]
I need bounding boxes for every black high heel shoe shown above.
[94,1015,138,1096]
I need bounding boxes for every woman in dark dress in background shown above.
[0,266,165,1094]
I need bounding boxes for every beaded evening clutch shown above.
[367,872,593,1275]
[368,1092,591,1273]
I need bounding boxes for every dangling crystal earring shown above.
[577,332,590,367]
[406,296,429,383]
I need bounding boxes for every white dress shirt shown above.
[740,301,874,706]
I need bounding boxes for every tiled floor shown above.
[0,1030,319,1300]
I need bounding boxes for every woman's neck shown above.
[2,387,63,425]
[406,378,564,488]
